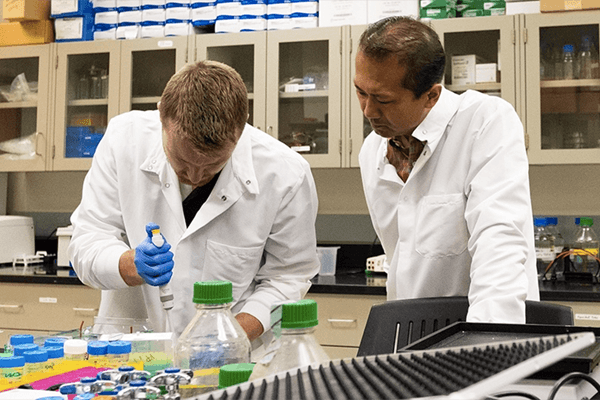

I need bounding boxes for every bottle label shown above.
[573,248,599,256]
[536,248,555,261]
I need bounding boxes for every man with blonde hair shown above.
[69,60,320,355]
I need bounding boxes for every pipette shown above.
[150,227,174,331]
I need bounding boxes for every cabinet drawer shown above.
[306,293,386,348]
[0,283,101,332]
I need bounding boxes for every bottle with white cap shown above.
[64,339,88,361]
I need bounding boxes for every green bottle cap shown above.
[580,217,594,227]
[193,280,234,304]
[281,299,319,329]
[218,363,255,389]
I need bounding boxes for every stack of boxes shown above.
[319,0,418,27]
[51,0,94,42]
[0,0,53,47]
[419,0,505,19]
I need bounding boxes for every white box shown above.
[452,54,477,85]
[95,9,118,24]
[506,0,539,14]
[142,7,166,22]
[319,0,367,27]
[476,63,497,83]
[0,216,35,264]
[368,0,419,23]
[165,5,191,20]
[118,9,142,23]
[56,225,73,267]
[116,23,140,39]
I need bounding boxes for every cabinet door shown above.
[119,36,189,114]
[52,41,121,171]
[193,31,267,131]
[266,27,343,168]
[349,24,369,168]
[524,11,600,164]
[0,45,51,172]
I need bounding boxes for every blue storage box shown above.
[191,2,216,26]
[51,0,94,17]
[66,127,103,158]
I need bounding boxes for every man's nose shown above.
[361,97,380,119]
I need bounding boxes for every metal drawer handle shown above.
[73,307,98,313]
[327,318,358,327]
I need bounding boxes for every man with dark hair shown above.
[355,16,539,323]
[69,60,319,355]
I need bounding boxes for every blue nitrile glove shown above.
[134,223,174,287]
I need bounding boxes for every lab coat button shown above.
[148,166,152,170]
[246,180,251,185]
[221,195,227,201]
[165,183,170,188]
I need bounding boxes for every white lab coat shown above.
[69,110,320,346]
[359,88,539,324]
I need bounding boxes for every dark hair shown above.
[159,60,248,153]
[358,16,446,98]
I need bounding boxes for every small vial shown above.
[23,349,50,380]
[0,356,25,387]
[13,343,39,357]
[151,228,165,247]
[107,340,132,367]
[87,341,109,366]
[44,337,67,349]
[64,339,88,361]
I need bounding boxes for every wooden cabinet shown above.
[0,283,101,345]
[547,300,600,327]
[305,293,386,359]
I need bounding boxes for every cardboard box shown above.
[540,0,600,12]
[3,0,51,21]
[319,0,368,27]
[452,54,478,85]
[368,0,419,22]
[476,63,497,83]
[0,20,54,46]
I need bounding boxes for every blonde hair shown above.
[159,60,249,153]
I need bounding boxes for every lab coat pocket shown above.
[415,193,468,259]
[203,240,264,299]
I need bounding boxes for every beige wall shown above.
[7,164,600,216]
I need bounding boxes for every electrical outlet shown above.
[366,254,386,272]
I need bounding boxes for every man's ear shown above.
[425,84,442,109]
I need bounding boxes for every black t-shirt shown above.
[182,172,221,227]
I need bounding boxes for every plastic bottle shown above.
[571,217,600,274]
[579,36,594,79]
[106,340,131,367]
[44,337,67,349]
[175,280,251,393]
[46,346,65,371]
[64,339,88,361]
[562,44,575,80]
[23,349,50,380]
[249,299,330,381]
[553,44,564,80]
[0,356,25,387]
[6,334,34,356]
[218,363,255,389]
[13,343,39,357]
[87,341,109,366]
[534,217,555,277]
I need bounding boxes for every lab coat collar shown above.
[413,86,460,155]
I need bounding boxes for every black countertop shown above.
[4,262,600,302]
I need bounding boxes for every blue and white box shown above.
[166,3,191,20]
[118,8,143,23]
[165,20,192,35]
[217,0,243,17]
[268,0,291,17]
[367,0,417,22]
[191,1,217,26]
[141,20,166,36]
[94,23,118,39]
[52,0,94,17]
[117,0,141,7]
[117,23,141,38]
[142,0,166,6]
[291,0,317,14]
[93,0,118,9]
[95,9,119,24]
[292,12,317,28]
[242,0,267,15]
[55,13,95,41]
[66,127,103,158]
[142,7,166,21]
[215,17,241,33]
[240,14,266,31]
[267,14,292,30]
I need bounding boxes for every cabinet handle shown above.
[0,304,23,310]
[72,307,98,313]
[327,318,357,327]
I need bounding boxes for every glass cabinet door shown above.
[524,11,600,164]
[0,45,51,172]
[349,24,370,168]
[266,26,343,168]
[193,31,267,131]
[52,41,121,171]
[430,15,518,110]
[119,36,189,113]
